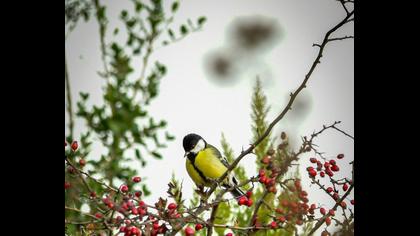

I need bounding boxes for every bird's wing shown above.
[207,144,230,168]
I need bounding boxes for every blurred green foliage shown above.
[65,0,206,235]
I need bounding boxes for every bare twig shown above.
[308,184,354,235]
[92,0,110,77]
[65,156,118,193]
[65,52,74,138]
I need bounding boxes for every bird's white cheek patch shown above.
[191,139,205,153]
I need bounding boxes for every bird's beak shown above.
[184,152,189,158]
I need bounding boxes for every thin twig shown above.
[65,52,74,138]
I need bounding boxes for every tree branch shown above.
[65,51,74,138]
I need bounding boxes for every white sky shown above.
[66,0,353,234]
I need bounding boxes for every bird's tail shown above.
[230,186,245,198]
[223,175,245,198]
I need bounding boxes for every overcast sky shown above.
[66,0,353,234]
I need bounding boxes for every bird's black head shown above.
[183,133,205,153]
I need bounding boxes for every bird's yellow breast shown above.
[185,148,228,187]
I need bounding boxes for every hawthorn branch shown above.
[205,6,354,201]
[65,156,118,193]
[328,35,354,43]
[65,52,74,138]
[92,0,110,77]
[65,206,98,219]
[308,184,354,235]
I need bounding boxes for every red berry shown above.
[184,226,195,236]
[326,187,333,193]
[281,200,289,207]
[168,203,177,210]
[139,208,147,216]
[340,201,347,208]
[326,170,334,177]
[90,192,96,198]
[259,176,267,184]
[321,231,330,236]
[351,199,354,205]
[329,209,335,216]
[120,185,129,192]
[331,165,339,172]
[310,204,316,210]
[278,216,286,223]
[195,223,203,231]
[95,213,102,219]
[296,220,303,225]
[317,162,323,171]
[320,171,325,177]
[132,176,141,183]
[225,233,233,236]
[79,159,86,166]
[153,222,159,230]
[261,155,271,164]
[270,221,277,229]
[131,207,138,215]
[238,196,247,206]
[308,169,317,177]
[64,182,71,189]
[246,198,253,207]
[294,180,301,188]
[71,141,78,151]
[324,162,330,168]
[275,208,284,214]
[67,166,76,174]
[333,193,339,200]
[138,201,145,207]
[329,160,336,165]
[325,217,331,226]
[246,190,253,198]
[259,169,266,177]
[307,166,314,171]
[343,183,348,191]
[268,186,277,194]
[337,154,344,159]
[310,157,317,163]
[120,226,126,232]
[264,177,272,185]
[135,191,141,198]
[320,208,326,215]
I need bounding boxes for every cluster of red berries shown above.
[185,226,233,236]
[237,191,253,207]
[166,202,182,219]
[270,180,310,228]
[258,169,278,194]
[307,153,344,178]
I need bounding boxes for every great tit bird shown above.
[182,133,244,198]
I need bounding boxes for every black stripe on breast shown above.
[187,152,209,183]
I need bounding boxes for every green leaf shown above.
[151,151,162,159]
[168,29,175,40]
[142,185,151,196]
[121,10,128,19]
[135,2,143,12]
[171,1,179,12]
[180,25,188,35]
[197,16,207,25]
[79,92,89,100]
